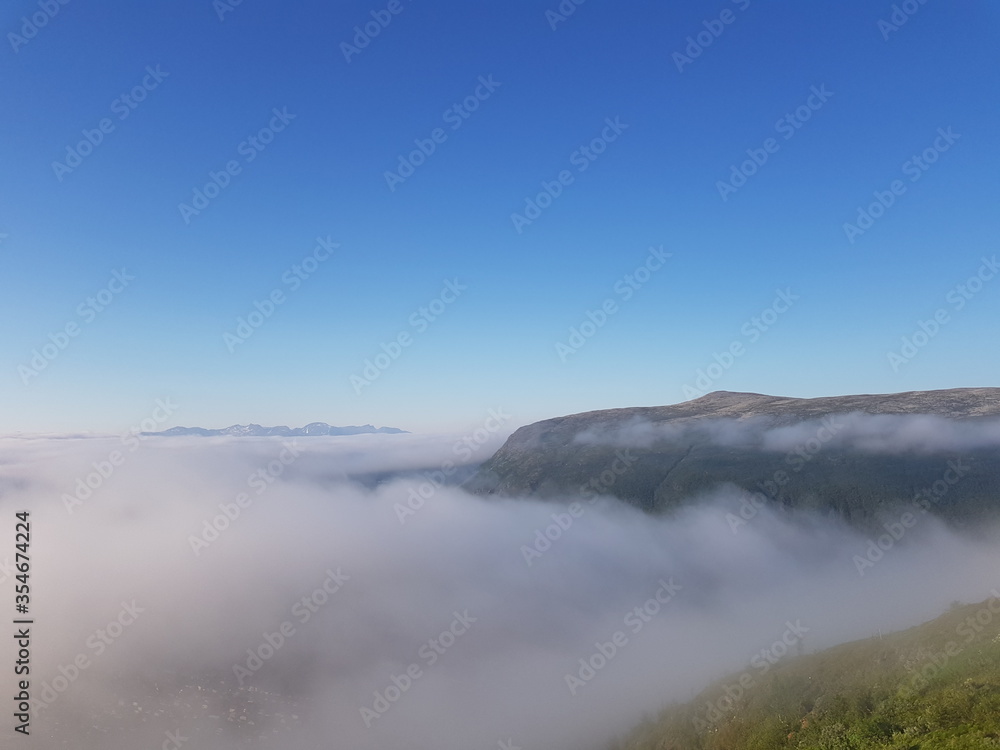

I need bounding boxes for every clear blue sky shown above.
[2,0,999,434]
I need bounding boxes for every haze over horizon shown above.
[2,1,999,434]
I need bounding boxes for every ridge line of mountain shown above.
[470,387,1000,524]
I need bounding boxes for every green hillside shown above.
[614,597,1000,750]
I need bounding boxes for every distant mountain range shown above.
[143,422,408,437]
[470,388,1000,528]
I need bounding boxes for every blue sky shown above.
[2,0,998,434]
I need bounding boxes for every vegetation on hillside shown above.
[613,598,1000,750]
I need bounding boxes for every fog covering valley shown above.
[2,416,999,750]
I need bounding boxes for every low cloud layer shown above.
[574,412,1000,454]
[0,433,997,750]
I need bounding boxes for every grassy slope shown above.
[613,599,1000,750]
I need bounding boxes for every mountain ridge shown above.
[524,387,1000,426]
[471,388,1000,525]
